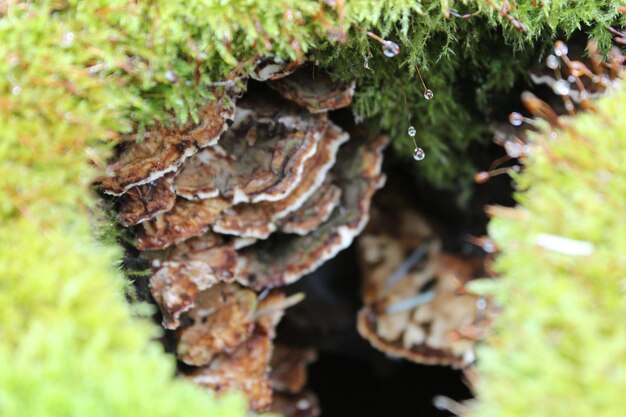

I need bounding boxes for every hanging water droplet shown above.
[476,297,489,309]
[407,126,416,137]
[546,55,559,69]
[552,79,571,96]
[382,40,399,58]
[554,41,568,57]
[165,70,177,82]
[508,112,524,126]
[11,85,21,95]
[567,75,576,83]
[61,32,75,48]
[423,89,434,100]
[413,147,425,161]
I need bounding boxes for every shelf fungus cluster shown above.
[356,194,493,368]
[101,62,385,412]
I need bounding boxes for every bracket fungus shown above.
[183,290,289,412]
[177,283,257,366]
[236,133,388,290]
[107,62,389,413]
[100,90,237,196]
[173,95,326,203]
[356,197,492,368]
[267,66,355,113]
[117,173,176,227]
[149,236,237,329]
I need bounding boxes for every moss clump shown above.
[472,85,626,417]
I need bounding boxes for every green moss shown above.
[0,0,623,415]
[471,85,626,417]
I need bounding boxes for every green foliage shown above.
[471,86,626,417]
[0,0,623,416]
[318,0,623,189]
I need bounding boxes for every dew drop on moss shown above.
[423,89,434,100]
[382,41,399,57]
[414,147,425,161]
[546,55,559,69]
[508,112,524,126]
[408,126,416,137]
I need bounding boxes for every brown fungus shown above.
[356,198,491,368]
[173,95,326,203]
[278,180,342,236]
[187,330,274,412]
[134,198,230,250]
[149,236,237,329]
[176,283,257,366]
[100,90,237,196]
[213,122,348,239]
[267,67,355,113]
[184,291,288,413]
[117,173,176,227]
[236,133,388,290]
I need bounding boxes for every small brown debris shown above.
[101,91,236,195]
[117,174,176,226]
[268,67,355,113]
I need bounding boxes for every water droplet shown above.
[165,70,177,82]
[476,297,488,309]
[11,85,21,95]
[567,75,576,83]
[508,112,524,126]
[61,32,75,48]
[413,147,425,161]
[554,41,568,57]
[546,55,559,69]
[407,126,416,137]
[382,40,399,58]
[423,89,434,100]
[552,79,570,96]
